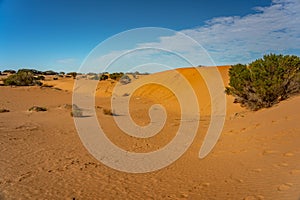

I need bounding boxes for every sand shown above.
[0,67,300,199]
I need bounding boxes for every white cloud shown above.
[81,0,300,72]
[182,0,300,65]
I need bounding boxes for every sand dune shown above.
[0,66,299,199]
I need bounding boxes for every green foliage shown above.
[43,70,58,75]
[67,72,77,79]
[18,69,42,75]
[3,70,16,74]
[35,75,45,80]
[4,71,43,86]
[109,72,124,80]
[226,54,300,110]
[100,74,109,81]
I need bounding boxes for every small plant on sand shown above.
[226,54,300,110]
[0,108,9,113]
[71,104,83,117]
[29,106,47,112]
[41,84,54,88]
[103,108,115,116]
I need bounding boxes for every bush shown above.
[0,108,9,113]
[43,70,58,75]
[100,74,109,81]
[67,72,77,79]
[3,70,16,74]
[226,54,300,110]
[120,75,131,85]
[103,108,115,116]
[35,75,45,80]
[18,69,42,75]
[110,72,124,80]
[29,106,47,112]
[71,104,83,117]
[4,71,42,86]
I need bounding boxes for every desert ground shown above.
[0,66,300,199]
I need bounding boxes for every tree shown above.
[225,54,300,110]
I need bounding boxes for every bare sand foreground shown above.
[0,67,300,199]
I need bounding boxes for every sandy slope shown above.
[0,67,300,199]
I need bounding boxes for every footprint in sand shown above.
[244,195,265,200]
[289,169,300,175]
[284,152,294,157]
[15,122,39,131]
[241,127,247,132]
[18,171,32,182]
[277,183,293,191]
[254,123,261,128]
[262,150,278,155]
[252,168,262,173]
[279,162,289,167]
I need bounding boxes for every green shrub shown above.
[35,75,45,80]
[110,72,124,80]
[43,70,58,75]
[100,74,109,81]
[3,70,16,74]
[67,72,77,79]
[226,54,300,110]
[18,69,42,75]
[4,71,43,86]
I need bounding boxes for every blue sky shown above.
[1,0,299,72]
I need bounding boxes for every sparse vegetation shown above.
[67,72,77,79]
[18,69,43,75]
[35,75,45,80]
[71,104,83,117]
[43,70,58,75]
[41,84,54,88]
[103,108,115,116]
[109,72,124,81]
[4,71,42,86]
[226,54,300,110]
[29,106,47,112]
[0,108,10,113]
[120,75,131,85]
[3,70,16,74]
[100,74,109,81]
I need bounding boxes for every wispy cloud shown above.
[81,0,300,72]
[182,0,300,65]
